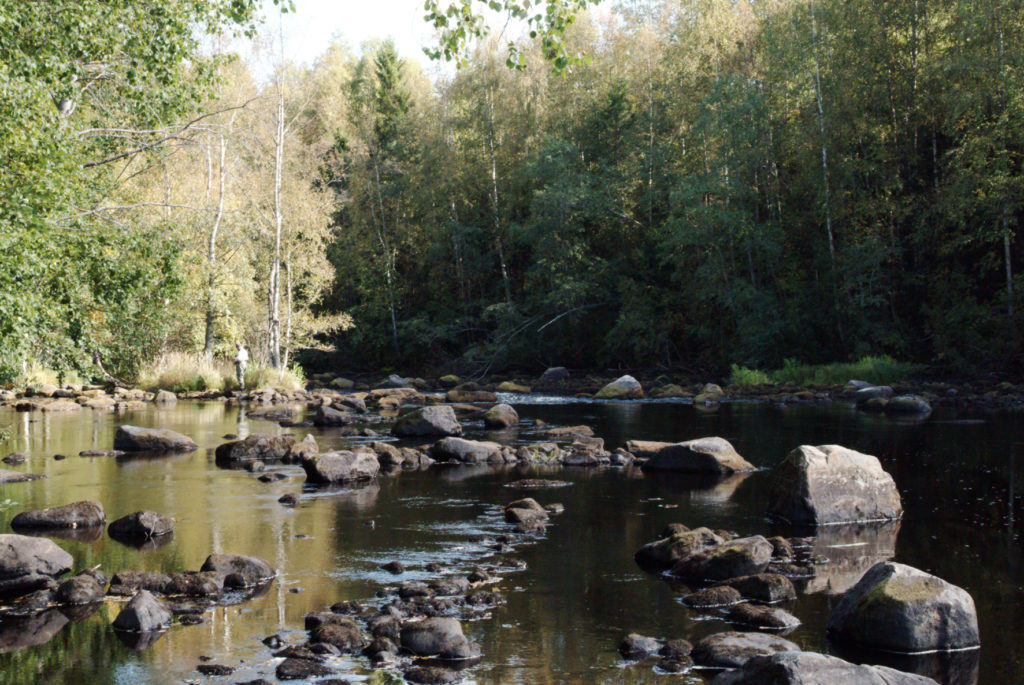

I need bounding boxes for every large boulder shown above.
[107,511,174,542]
[642,437,754,474]
[200,553,275,586]
[692,631,800,669]
[214,434,295,465]
[431,438,506,465]
[113,425,198,453]
[827,562,979,652]
[11,501,105,531]
[302,450,380,484]
[634,527,726,572]
[594,375,644,400]
[483,403,519,428]
[0,535,73,598]
[312,405,356,426]
[671,536,773,582]
[400,617,480,659]
[504,498,549,524]
[112,590,172,632]
[710,651,939,685]
[767,445,903,525]
[393,406,463,438]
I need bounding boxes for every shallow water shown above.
[0,398,1020,684]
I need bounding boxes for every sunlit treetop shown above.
[422,0,602,73]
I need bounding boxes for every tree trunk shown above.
[485,83,512,305]
[204,134,227,360]
[268,80,284,369]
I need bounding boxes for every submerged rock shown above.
[767,444,903,525]
[113,425,198,453]
[642,437,754,474]
[710,651,939,684]
[393,406,463,438]
[594,375,644,400]
[11,501,105,531]
[827,562,979,652]
[0,534,73,598]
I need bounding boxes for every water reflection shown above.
[777,521,901,595]
[831,640,981,685]
[0,611,69,654]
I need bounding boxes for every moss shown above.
[861,576,940,608]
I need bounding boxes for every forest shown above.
[3,0,1023,385]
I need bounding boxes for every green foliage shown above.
[730,365,773,387]
[769,356,920,387]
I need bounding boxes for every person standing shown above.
[234,343,249,390]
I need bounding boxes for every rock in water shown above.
[0,470,44,484]
[483,403,519,428]
[392,406,463,437]
[634,527,725,572]
[108,511,174,542]
[671,536,773,582]
[214,434,295,464]
[199,553,275,586]
[11,501,105,530]
[154,390,177,405]
[619,633,662,659]
[55,575,104,605]
[642,437,754,474]
[885,395,932,416]
[710,651,939,684]
[767,445,903,525]
[827,562,979,652]
[112,590,171,632]
[400,617,480,659]
[301,450,380,483]
[692,631,800,669]
[113,425,198,453]
[431,438,506,464]
[594,375,644,400]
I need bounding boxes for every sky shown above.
[244,0,448,76]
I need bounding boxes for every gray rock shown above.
[721,573,797,603]
[594,375,644,399]
[504,498,549,524]
[711,651,939,685]
[385,374,411,388]
[0,470,44,484]
[619,633,662,659]
[642,437,754,474]
[11,501,105,530]
[767,445,903,525]
[199,553,275,586]
[886,395,932,416]
[682,585,744,608]
[634,527,726,571]
[312,405,356,426]
[154,389,177,405]
[54,575,104,605]
[726,603,801,629]
[214,434,295,464]
[310,615,366,653]
[538,367,570,384]
[483,403,519,428]
[827,562,979,652]
[393,406,463,438]
[404,665,463,684]
[671,536,773,582]
[108,511,174,541]
[855,385,895,406]
[112,590,171,632]
[301,449,380,484]
[113,425,198,453]
[400,617,477,658]
[276,657,334,680]
[432,437,506,464]
[692,631,800,669]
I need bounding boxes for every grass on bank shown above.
[730,355,919,388]
[137,352,306,393]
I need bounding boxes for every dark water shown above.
[0,398,1020,684]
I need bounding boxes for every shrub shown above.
[769,355,918,386]
[729,364,773,387]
